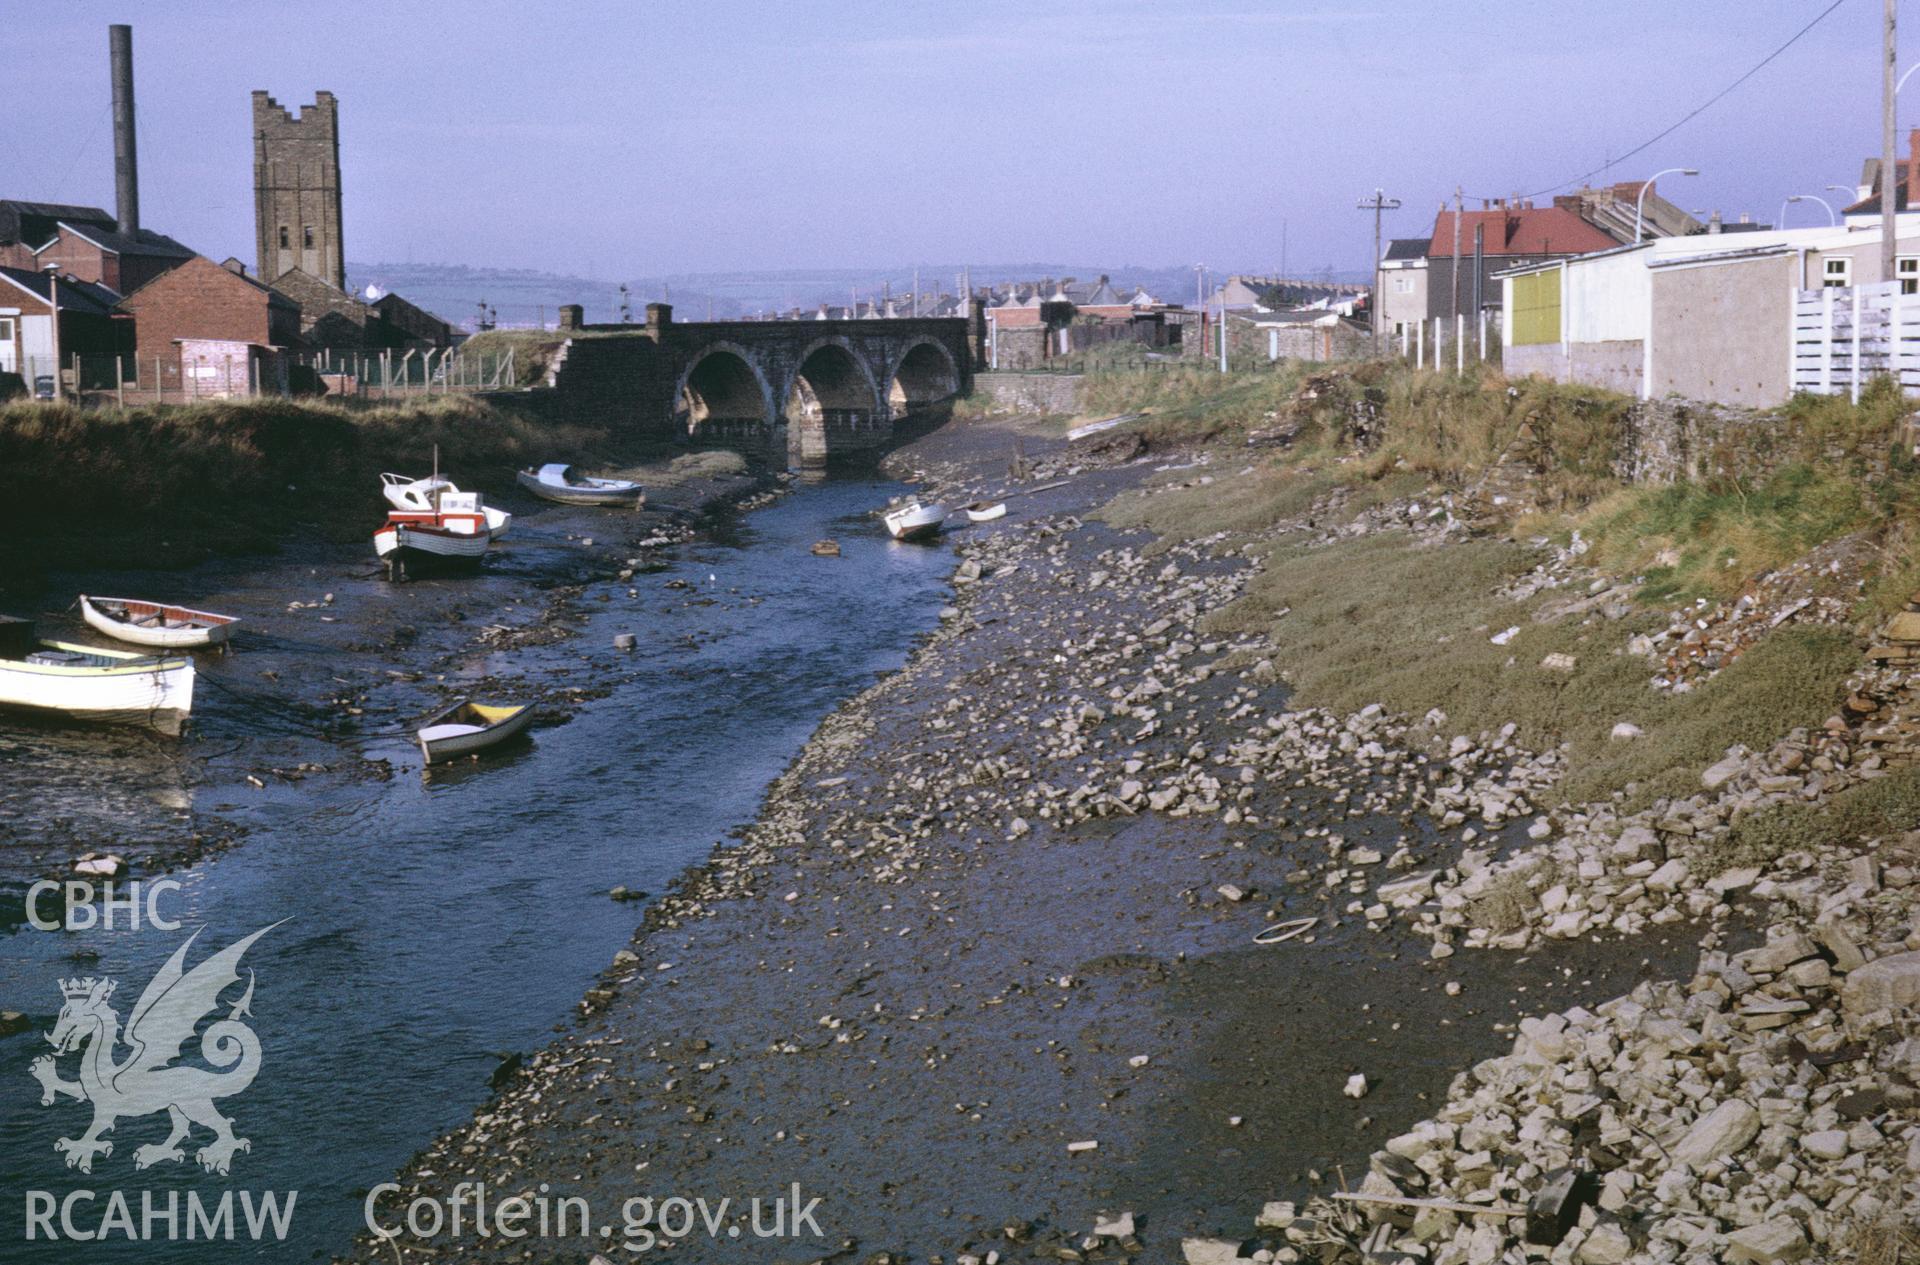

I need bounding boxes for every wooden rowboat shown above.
[883,500,947,542]
[0,616,194,735]
[516,464,644,507]
[416,699,534,764]
[963,501,1006,523]
[80,595,239,649]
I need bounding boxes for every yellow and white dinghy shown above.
[0,616,195,735]
[415,699,535,764]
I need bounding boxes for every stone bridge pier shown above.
[546,304,978,468]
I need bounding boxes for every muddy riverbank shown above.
[346,416,1706,1264]
[0,451,772,891]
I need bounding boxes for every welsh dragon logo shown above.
[30,923,280,1176]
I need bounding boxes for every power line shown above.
[1471,0,1850,202]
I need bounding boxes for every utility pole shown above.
[1885,0,1899,286]
[45,268,62,401]
[1450,187,1464,322]
[1356,188,1402,355]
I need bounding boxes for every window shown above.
[1824,257,1852,288]
[303,227,313,249]
[1393,276,1413,294]
[278,226,289,249]
[1900,256,1920,296]
[0,318,13,342]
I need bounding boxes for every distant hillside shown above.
[346,260,1371,331]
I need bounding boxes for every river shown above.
[0,473,954,1262]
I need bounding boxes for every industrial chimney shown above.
[109,24,139,236]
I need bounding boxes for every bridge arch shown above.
[672,342,776,444]
[885,338,960,414]
[783,337,885,468]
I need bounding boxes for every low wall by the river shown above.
[970,372,1085,416]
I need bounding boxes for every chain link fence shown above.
[2,347,517,407]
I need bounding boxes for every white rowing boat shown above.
[516,463,644,507]
[963,501,1006,523]
[0,616,194,735]
[381,471,511,540]
[79,595,239,649]
[416,699,534,763]
[883,500,947,542]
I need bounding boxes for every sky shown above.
[0,0,1898,282]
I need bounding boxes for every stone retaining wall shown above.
[1614,397,1892,486]
[970,372,1085,416]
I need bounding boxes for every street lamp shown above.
[1635,168,1699,242]
[1780,194,1836,228]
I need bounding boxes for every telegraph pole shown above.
[1885,0,1899,286]
[1450,187,1464,321]
[1356,188,1402,355]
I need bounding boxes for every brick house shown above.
[30,220,194,296]
[118,255,299,391]
[268,267,402,350]
[0,265,131,389]
[1427,202,1618,320]
[0,201,114,270]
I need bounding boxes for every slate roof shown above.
[0,265,123,315]
[0,200,115,247]
[42,220,195,260]
[1384,238,1429,262]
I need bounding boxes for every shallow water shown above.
[0,475,953,1262]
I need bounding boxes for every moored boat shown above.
[375,490,492,579]
[79,595,240,649]
[381,471,511,540]
[516,463,644,507]
[0,616,195,735]
[963,501,1007,523]
[883,500,947,542]
[416,699,534,764]
[811,539,842,557]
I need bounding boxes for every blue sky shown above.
[0,1,1892,279]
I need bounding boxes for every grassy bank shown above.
[0,396,639,590]
[1093,361,1918,815]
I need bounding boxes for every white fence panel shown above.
[1793,280,1911,399]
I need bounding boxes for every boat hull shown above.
[374,523,489,576]
[964,502,1007,523]
[884,502,948,541]
[0,643,195,735]
[516,467,645,507]
[80,595,238,649]
[416,701,534,763]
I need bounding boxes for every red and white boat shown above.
[375,490,491,579]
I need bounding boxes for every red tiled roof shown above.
[1427,207,1618,258]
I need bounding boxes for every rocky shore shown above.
[353,411,1899,1264]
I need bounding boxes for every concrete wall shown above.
[1502,339,1644,396]
[1650,254,1793,407]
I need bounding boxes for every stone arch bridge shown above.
[545,304,978,467]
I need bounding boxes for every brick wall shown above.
[119,256,284,383]
[253,91,344,290]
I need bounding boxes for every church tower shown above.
[252,90,344,289]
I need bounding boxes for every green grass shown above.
[1579,464,1877,604]
[1717,767,1920,870]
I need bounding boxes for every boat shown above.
[375,490,492,579]
[963,501,1007,524]
[79,595,239,649]
[811,539,842,557]
[516,463,644,507]
[883,500,947,542]
[0,615,194,735]
[381,471,511,540]
[415,698,535,764]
